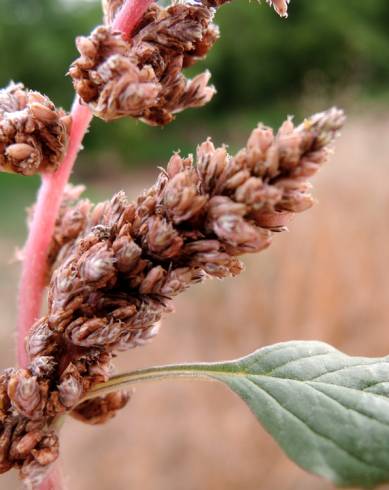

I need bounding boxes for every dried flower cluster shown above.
[0,107,344,486]
[46,185,91,281]
[69,2,219,125]
[0,83,71,176]
[72,0,291,127]
[1,0,345,488]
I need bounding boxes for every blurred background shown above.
[1,0,389,488]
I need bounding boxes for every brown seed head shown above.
[9,109,343,465]
[0,82,71,175]
[69,3,218,125]
[72,391,130,425]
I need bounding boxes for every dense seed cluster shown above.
[0,1,346,489]
[0,106,344,486]
[46,185,92,282]
[0,83,71,176]
[0,108,344,486]
[69,3,219,125]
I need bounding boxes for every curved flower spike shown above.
[42,107,345,365]
[0,108,343,486]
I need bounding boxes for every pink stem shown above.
[16,0,153,369]
[39,466,66,490]
[17,99,92,368]
[14,0,153,488]
[112,0,153,39]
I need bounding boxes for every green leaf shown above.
[84,341,389,489]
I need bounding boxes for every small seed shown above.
[13,431,43,459]
[76,36,97,58]
[28,91,48,105]
[5,143,35,161]
[60,114,72,133]
[30,102,57,123]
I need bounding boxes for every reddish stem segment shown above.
[113,0,153,38]
[14,0,155,488]
[16,0,153,369]
[17,100,92,368]
[39,466,66,490]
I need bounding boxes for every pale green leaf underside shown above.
[86,341,389,488]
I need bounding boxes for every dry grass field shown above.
[1,113,389,489]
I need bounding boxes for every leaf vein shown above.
[245,378,389,473]
[307,361,389,382]
[307,383,389,429]
[362,381,389,392]
[265,352,336,376]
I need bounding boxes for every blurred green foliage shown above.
[0,0,389,170]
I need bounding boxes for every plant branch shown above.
[82,363,222,402]
[85,342,389,490]
[38,466,66,490]
[16,0,154,369]
[17,100,92,369]
[15,1,154,488]
[113,0,153,39]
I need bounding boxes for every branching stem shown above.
[17,100,92,368]
[16,0,153,368]
[83,363,220,402]
[113,0,153,37]
[15,0,153,487]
